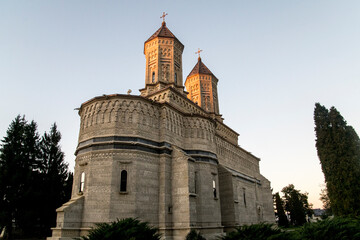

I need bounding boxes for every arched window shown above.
[120,170,127,192]
[152,72,155,83]
[80,172,85,192]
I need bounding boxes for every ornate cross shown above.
[160,12,168,23]
[195,48,203,58]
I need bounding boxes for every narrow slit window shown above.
[243,188,247,207]
[194,171,198,194]
[152,72,155,83]
[120,170,127,192]
[175,73,177,83]
[213,180,217,198]
[80,172,85,192]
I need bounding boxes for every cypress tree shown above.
[314,103,360,216]
[274,192,288,227]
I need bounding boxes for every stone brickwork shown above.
[184,59,220,115]
[48,21,274,240]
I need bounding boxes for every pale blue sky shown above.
[1,1,360,208]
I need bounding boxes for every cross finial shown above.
[160,12,168,23]
[195,48,203,60]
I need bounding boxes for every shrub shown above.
[299,217,360,240]
[186,229,206,240]
[81,218,161,240]
[222,223,283,240]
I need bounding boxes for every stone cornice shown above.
[215,134,260,162]
[78,94,158,115]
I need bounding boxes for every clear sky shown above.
[1,1,359,209]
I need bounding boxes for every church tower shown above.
[185,53,220,115]
[140,14,185,96]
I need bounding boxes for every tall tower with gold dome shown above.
[140,16,185,96]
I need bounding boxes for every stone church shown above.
[48,19,274,240]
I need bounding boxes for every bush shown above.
[299,217,360,240]
[221,223,283,240]
[81,217,360,240]
[186,229,206,240]
[222,218,360,240]
[81,218,161,240]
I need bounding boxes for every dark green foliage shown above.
[81,218,161,240]
[274,192,288,227]
[314,103,360,216]
[281,184,312,226]
[300,217,360,240]
[186,229,206,240]
[38,123,73,236]
[0,115,41,238]
[222,218,360,240]
[0,116,72,238]
[221,223,294,240]
[319,187,332,216]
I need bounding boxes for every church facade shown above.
[48,20,274,240]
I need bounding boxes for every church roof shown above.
[187,57,215,78]
[145,22,183,46]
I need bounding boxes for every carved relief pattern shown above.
[80,95,218,145]
[174,50,181,65]
[161,64,170,82]
[215,136,260,176]
[160,48,171,58]
[149,49,158,61]
[81,98,160,131]
[161,107,216,143]
[216,123,238,145]
[148,91,208,118]
[183,116,215,142]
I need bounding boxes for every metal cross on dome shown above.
[195,48,203,58]
[160,12,168,23]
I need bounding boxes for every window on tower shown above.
[213,180,217,198]
[243,188,247,207]
[152,72,155,83]
[120,170,127,192]
[175,73,177,83]
[80,172,85,192]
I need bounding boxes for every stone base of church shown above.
[46,227,91,240]
[159,226,224,240]
[48,225,223,240]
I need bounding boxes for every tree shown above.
[0,117,73,238]
[274,192,288,227]
[38,123,73,235]
[0,115,41,238]
[281,184,312,226]
[319,186,332,216]
[314,103,360,216]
